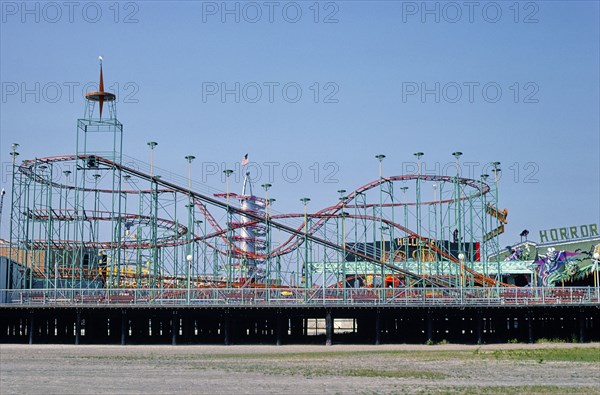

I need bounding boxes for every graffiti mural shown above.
[534,248,583,286]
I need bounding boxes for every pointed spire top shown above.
[99,60,104,93]
[85,56,116,119]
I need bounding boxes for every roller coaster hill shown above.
[1,61,599,312]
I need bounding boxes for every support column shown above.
[75,309,81,345]
[171,310,178,346]
[55,316,64,342]
[28,310,35,345]
[48,318,56,341]
[476,311,483,345]
[578,310,586,343]
[374,310,382,345]
[121,309,127,346]
[151,317,159,341]
[303,318,308,336]
[426,312,433,344]
[325,310,333,346]
[0,313,7,342]
[223,311,231,346]
[276,311,285,346]
[527,312,534,344]
[181,313,190,344]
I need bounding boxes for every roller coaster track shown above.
[18,155,508,288]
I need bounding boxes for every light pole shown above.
[224,169,234,201]
[491,162,501,193]
[10,143,20,173]
[223,169,233,286]
[185,155,195,301]
[375,155,385,291]
[186,253,193,303]
[480,173,489,283]
[185,155,196,193]
[267,198,276,286]
[337,189,347,282]
[300,197,311,291]
[414,152,424,277]
[9,144,19,181]
[339,194,348,298]
[452,152,463,257]
[10,143,20,166]
[147,142,159,287]
[337,188,347,280]
[337,193,347,250]
[147,141,158,176]
[375,154,386,179]
[491,162,501,286]
[261,184,272,218]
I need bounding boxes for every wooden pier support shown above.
[578,310,586,343]
[276,311,285,346]
[75,309,81,345]
[527,312,534,344]
[28,311,34,345]
[223,311,231,346]
[171,310,179,346]
[374,310,382,345]
[120,310,127,346]
[325,310,333,346]
[476,311,483,345]
[426,312,433,344]
[0,305,597,345]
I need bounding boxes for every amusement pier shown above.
[1,62,599,345]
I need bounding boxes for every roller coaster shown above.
[4,61,512,298]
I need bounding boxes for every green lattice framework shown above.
[6,69,516,292]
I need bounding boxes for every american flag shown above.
[241,153,249,166]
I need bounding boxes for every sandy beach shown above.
[1,343,599,394]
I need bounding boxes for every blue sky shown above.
[1,0,599,245]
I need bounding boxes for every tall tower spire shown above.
[77,57,123,163]
[98,57,105,117]
[85,56,116,119]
